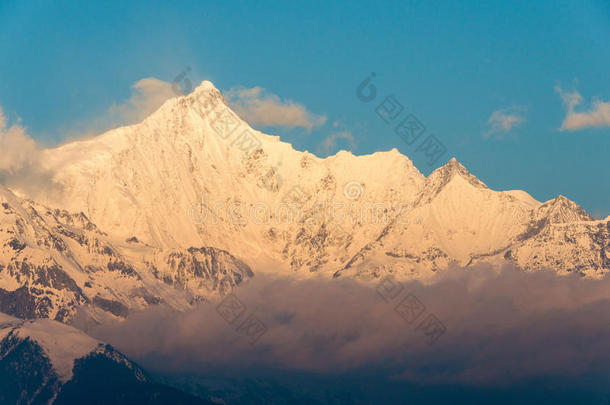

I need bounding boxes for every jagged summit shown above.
[536,195,594,223]
[412,157,488,205]
[429,157,486,187]
[185,80,225,106]
[149,79,226,121]
[192,80,221,95]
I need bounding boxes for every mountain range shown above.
[0,80,607,324]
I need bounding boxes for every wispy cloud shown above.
[317,131,356,155]
[106,78,176,126]
[225,86,326,131]
[69,78,176,137]
[555,86,610,131]
[484,107,526,138]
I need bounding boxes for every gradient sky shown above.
[0,0,608,216]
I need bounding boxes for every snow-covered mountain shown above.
[0,79,607,324]
[0,312,210,404]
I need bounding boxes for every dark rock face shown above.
[56,345,211,404]
[92,296,129,318]
[517,218,549,242]
[0,332,61,404]
[7,238,26,251]
[0,286,41,319]
[35,264,83,294]
[593,222,610,271]
[0,260,87,321]
[106,260,140,279]
[163,246,255,296]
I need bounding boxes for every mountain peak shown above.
[430,157,486,188]
[162,79,228,125]
[443,157,467,172]
[555,195,569,202]
[137,80,225,128]
[413,157,487,205]
[185,80,224,106]
[191,80,221,96]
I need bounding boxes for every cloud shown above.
[317,131,356,155]
[107,78,176,125]
[225,86,326,131]
[0,107,60,197]
[88,264,610,398]
[484,107,526,138]
[556,86,610,131]
[74,77,176,136]
[0,109,37,174]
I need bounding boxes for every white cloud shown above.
[0,107,60,197]
[0,108,37,175]
[225,86,326,131]
[484,107,526,138]
[317,131,355,155]
[555,86,610,131]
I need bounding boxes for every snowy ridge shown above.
[0,312,98,381]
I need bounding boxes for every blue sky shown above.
[0,0,608,216]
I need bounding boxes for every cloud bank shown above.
[556,86,610,131]
[225,86,326,131]
[89,264,610,398]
